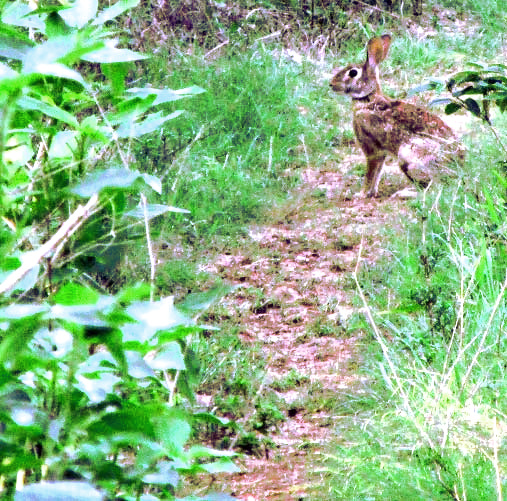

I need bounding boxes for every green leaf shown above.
[430,98,453,107]
[126,297,192,331]
[101,61,130,95]
[50,298,114,327]
[75,370,120,403]
[0,316,42,365]
[53,283,100,306]
[82,39,148,63]
[126,85,206,105]
[14,481,103,501]
[48,130,78,159]
[116,110,184,138]
[178,285,233,314]
[445,102,462,115]
[142,460,179,486]
[147,342,186,371]
[464,98,481,117]
[72,168,162,197]
[2,0,45,30]
[88,406,156,437]
[125,203,190,220]
[17,96,79,128]
[59,0,98,29]
[0,304,47,319]
[198,458,240,474]
[116,283,152,304]
[125,351,155,378]
[153,409,191,454]
[92,0,140,26]
[452,70,481,84]
[0,31,34,60]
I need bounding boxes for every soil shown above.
[194,157,413,500]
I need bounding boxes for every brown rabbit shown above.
[330,34,464,197]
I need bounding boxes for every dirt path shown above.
[201,161,407,499]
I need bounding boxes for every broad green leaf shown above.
[187,445,237,459]
[125,203,190,220]
[430,98,453,107]
[0,62,18,79]
[53,283,100,306]
[82,39,148,63]
[50,297,114,327]
[14,481,103,501]
[101,61,130,95]
[48,130,78,159]
[193,412,231,426]
[198,458,240,474]
[27,62,86,87]
[0,316,42,364]
[92,0,140,26]
[445,102,462,115]
[116,283,152,304]
[127,297,191,331]
[72,167,162,196]
[146,342,185,371]
[140,173,162,194]
[75,371,120,403]
[153,409,191,454]
[3,134,34,167]
[125,350,155,378]
[126,85,206,105]
[0,31,34,60]
[17,96,79,128]
[0,304,47,319]
[88,407,156,437]
[178,285,233,314]
[142,460,179,486]
[2,1,45,30]
[464,97,481,117]
[59,0,98,28]
[116,110,184,138]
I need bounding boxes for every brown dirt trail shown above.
[197,161,408,499]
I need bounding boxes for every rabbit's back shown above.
[352,96,456,155]
[353,96,463,185]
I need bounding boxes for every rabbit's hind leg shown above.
[397,136,443,188]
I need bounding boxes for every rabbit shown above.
[330,34,464,198]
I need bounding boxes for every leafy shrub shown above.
[0,0,237,498]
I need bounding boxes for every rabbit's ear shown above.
[367,34,392,67]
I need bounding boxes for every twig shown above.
[204,40,229,59]
[0,194,99,295]
[141,193,156,301]
[352,0,401,19]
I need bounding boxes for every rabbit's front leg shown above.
[360,152,386,197]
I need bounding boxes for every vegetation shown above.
[0,0,506,499]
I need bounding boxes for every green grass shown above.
[325,106,507,499]
[130,45,332,239]
[119,6,507,497]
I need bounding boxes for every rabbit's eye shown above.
[348,68,361,78]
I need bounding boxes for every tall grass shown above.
[325,115,507,499]
[130,45,332,239]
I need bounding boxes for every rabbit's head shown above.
[330,34,392,99]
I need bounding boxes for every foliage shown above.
[414,64,507,122]
[0,0,236,499]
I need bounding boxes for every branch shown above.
[0,194,100,296]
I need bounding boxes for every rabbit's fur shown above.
[330,34,464,197]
